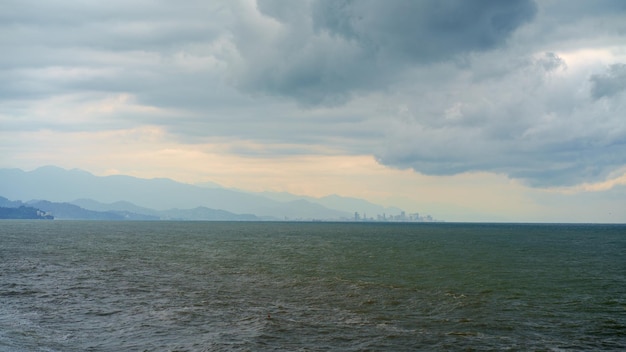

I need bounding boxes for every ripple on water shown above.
[0,221,624,351]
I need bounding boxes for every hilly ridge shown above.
[0,196,259,221]
[0,166,351,220]
[0,166,435,221]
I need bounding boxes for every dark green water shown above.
[1,221,625,351]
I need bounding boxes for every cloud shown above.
[590,63,626,99]
[375,50,626,187]
[232,0,537,105]
[1,0,626,193]
[0,0,230,106]
[311,0,536,61]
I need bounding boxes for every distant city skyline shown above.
[2,1,625,223]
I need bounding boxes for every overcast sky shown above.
[2,0,626,222]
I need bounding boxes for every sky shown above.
[1,0,626,222]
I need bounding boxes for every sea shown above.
[0,221,624,351]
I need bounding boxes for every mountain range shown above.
[0,166,434,221]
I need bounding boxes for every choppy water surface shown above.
[1,221,625,351]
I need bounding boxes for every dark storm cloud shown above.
[236,0,536,105]
[311,0,536,61]
[590,63,626,99]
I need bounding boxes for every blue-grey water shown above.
[1,221,624,351]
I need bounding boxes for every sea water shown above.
[0,221,624,351]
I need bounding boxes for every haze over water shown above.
[1,221,625,351]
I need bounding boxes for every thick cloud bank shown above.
[237,0,536,105]
[236,0,626,187]
[2,0,626,188]
[376,55,626,187]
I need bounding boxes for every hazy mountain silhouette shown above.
[71,198,260,221]
[256,192,404,218]
[2,195,262,221]
[28,200,137,220]
[0,196,152,220]
[71,199,160,216]
[0,195,23,208]
[0,166,355,220]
